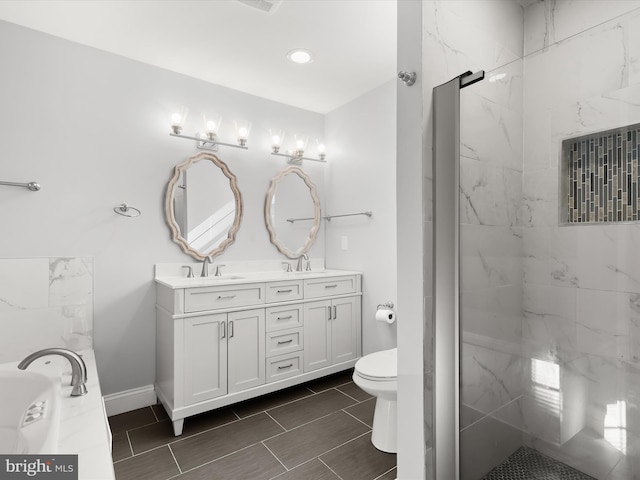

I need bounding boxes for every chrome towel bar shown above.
[0,180,40,191]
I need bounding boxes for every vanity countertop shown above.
[155,268,362,289]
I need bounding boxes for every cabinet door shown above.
[303,300,332,372]
[227,309,266,394]
[183,313,228,405]
[331,296,361,364]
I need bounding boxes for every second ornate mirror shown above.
[265,166,321,259]
[165,151,243,260]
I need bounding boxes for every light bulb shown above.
[235,120,251,147]
[317,142,326,161]
[170,107,188,134]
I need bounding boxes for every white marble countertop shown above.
[155,268,362,289]
[3,350,115,480]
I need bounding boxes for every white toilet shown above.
[352,347,397,453]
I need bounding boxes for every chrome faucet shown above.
[200,256,211,277]
[296,253,309,272]
[18,348,88,397]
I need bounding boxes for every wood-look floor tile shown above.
[375,466,398,479]
[113,445,179,480]
[171,412,284,471]
[109,407,157,435]
[232,385,314,418]
[175,443,285,479]
[270,459,341,480]
[344,397,376,427]
[111,432,132,462]
[267,389,356,430]
[152,403,170,421]
[337,381,373,402]
[264,410,369,469]
[128,408,238,454]
[320,433,396,480]
[305,369,354,393]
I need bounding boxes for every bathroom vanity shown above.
[154,268,362,435]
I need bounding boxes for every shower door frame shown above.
[432,70,484,480]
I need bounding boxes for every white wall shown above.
[0,20,325,395]
[324,80,397,355]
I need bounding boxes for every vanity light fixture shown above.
[270,133,326,163]
[169,110,249,151]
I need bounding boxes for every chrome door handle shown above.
[229,321,234,338]
[328,306,332,320]
[333,306,337,319]
[221,321,226,339]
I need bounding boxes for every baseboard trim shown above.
[103,385,156,417]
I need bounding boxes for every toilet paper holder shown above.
[377,301,394,310]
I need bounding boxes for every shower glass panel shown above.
[455,5,640,480]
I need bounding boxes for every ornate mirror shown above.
[165,151,243,260]
[264,165,321,259]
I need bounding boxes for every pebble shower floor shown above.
[482,447,596,480]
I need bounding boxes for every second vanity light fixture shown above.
[270,130,326,163]
[170,107,250,152]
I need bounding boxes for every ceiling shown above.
[0,0,398,114]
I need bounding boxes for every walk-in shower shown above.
[428,2,640,479]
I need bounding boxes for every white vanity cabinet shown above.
[155,269,361,436]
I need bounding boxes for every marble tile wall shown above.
[0,257,93,363]
[522,3,640,478]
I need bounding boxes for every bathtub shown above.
[0,350,114,479]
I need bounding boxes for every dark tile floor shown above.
[109,369,397,480]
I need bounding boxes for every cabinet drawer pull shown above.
[277,289,293,293]
[217,294,237,300]
[324,284,338,289]
[278,363,294,370]
[277,339,294,345]
[276,315,293,321]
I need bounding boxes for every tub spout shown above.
[18,348,88,397]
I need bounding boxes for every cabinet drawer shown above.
[266,328,303,357]
[265,280,303,303]
[265,305,303,332]
[266,352,303,383]
[304,276,357,298]
[184,284,265,312]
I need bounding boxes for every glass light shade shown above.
[316,141,326,160]
[235,120,251,146]
[294,134,308,157]
[203,113,222,140]
[270,129,285,153]
[170,107,189,134]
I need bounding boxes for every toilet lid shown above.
[355,348,397,380]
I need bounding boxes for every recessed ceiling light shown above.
[287,49,314,65]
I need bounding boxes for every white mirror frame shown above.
[264,165,321,259]
[165,151,243,260]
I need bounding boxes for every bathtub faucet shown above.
[18,348,88,397]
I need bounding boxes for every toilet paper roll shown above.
[375,308,396,324]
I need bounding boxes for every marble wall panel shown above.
[461,341,524,416]
[460,157,522,227]
[461,225,523,291]
[461,91,524,173]
[0,257,93,363]
[524,25,627,113]
[523,284,577,357]
[462,285,523,344]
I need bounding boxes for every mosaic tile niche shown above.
[562,123,640,224]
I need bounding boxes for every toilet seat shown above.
[354,348,397,381]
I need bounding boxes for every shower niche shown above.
[561,123,640,224]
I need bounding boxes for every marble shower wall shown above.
[0,257,93,363]
[522,3,640,478]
